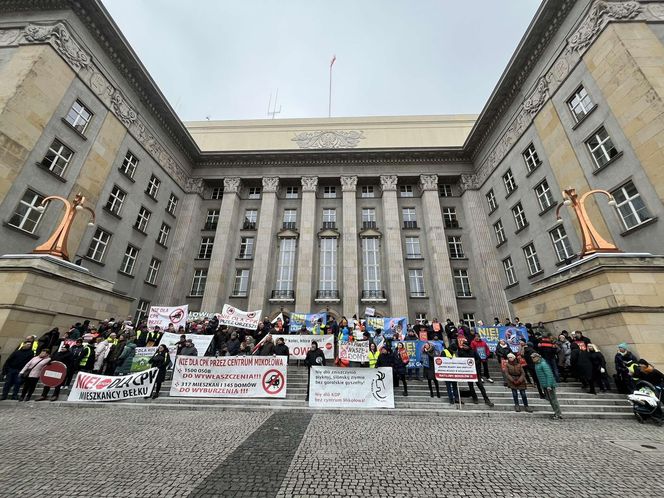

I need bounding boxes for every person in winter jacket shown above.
[258,335,275,356]
[273,337,289,362]
[37,345,74,401]
[226,332,241,356]
[93,336,112,373]
[104,335,126,375]
[19,350,51,401]
[367,342,380,369]
[532,353,562,419]
[304,341,326,401]
[37,328,60,354]
[1,342,34,400]
[537,334,560,382]
[634,359,664,387]
[114,340,136,375]
[470,335,492,382]
[179,339,198,357]
[457,342,494,407]
[557,334,572,382]
[421,342,440,398]
[614,342,639,394]
[393,342,409,396]
[148,345,170,398]
[571,342,594,394]
[520,340,545,398]
[587,344,610,392]
[505,353,532,413]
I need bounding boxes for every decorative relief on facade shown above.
[459,174,480,193]
[567,0,640,53]
[291,130,365,149]
[108,88,138,126]
[379,175,398,191]
[301,176,319,191]
[340,176,358,192]
[523,77,550,115]
[262,176,280,192]
[24,23,90,70]
[184,177,204,194]
[223,177,241,193]
[418,174,438,191]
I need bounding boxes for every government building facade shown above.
[1,0,663,331]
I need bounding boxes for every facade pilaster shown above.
[248,177,280,312]
[341,176,359,318]
[294,176,318,312]
[380,175,408,317]
[201,177,241,312]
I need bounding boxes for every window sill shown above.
[2,221,40,239]
[620,216,657,237]
[410,295,429,299]
[236,257,254,261]
[165,209,176,219]
[401,226,420,230]
[405,256,424,260]
[571,104,598,131]
[118,168,136,183]
[525,162,542,178]
[444,225,462,230]
[144,281,157,288]
[450,256,468,261]
[155,241,168,249]
[188,295,204,299]
[555,256,578,267]
[82,255,105,266]
[505,186,518,200]
[195,257,212,261]
[496,240,507,249]
[61,118,89,140]
[538,203,558,217]
[514,223,530,235]
[230,294,248,299]
[103,207,122,220]
[504,282,519,290]
[456,295,475,299]
[132,226,148,236]
[117,270,135,279]
[35,162,67,183]
[592,150,623,175]
[488,207,498,216]
[527,270,545,280]
[144,192,159,202]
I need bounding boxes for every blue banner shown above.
[474,326,529,353]
[395,340,445,368]
[290,312,328,332]
[366,317,407,339]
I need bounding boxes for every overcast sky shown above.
[101,0,541,122]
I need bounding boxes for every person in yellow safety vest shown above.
[79,341,94,371]
[368,342,380,368]
[135,327,149,347]
[106,332,119,346]
[441,345,462,405]
[17,336,38,356]
[312,318,326,335]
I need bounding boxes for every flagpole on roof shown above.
[328,54,336,118]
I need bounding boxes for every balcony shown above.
[270,289,295,302]
[444,219,460,229]
[282,221,297,230]
[362,221,377,229]
[450,252,465,259]
[403,220,418,229]
[316,290,340,302]
[410,291,427,298]
[243,221,257,230]
[203,222,218,231]
[361,289,386,302]
[322,221,336,230]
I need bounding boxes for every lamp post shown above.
[555,188,621,258]
[32,192,95,262]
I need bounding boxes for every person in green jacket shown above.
[532,353,562,420]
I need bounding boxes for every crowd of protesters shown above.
[1,313,662,421]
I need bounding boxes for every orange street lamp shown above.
[555,188,621,258]
[32,192,95,262]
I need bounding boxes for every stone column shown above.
[380,175,408,317]
[341,176,359,318]
[460,174,510,321]
[248,177,280,312]
[156,191,203,305]
[419,174,460,320]
[201,177,241,312]
[295,176,318,312]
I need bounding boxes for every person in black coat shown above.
[37,328,60,354]
[304,341,326,401]
[148,345,170,399]
[273,337,289,363]
[587,344,610,392]
[392,342,409,396]
[571,343,595,394]
[1,343,34,400]
[36,345,74,401]
[226,332,241,356]
[421,342,440,398]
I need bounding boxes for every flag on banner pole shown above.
[330,54,336,67]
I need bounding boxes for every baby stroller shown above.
[627,380,663,425]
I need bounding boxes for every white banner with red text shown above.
[147,305,188,331]
[219,304,262,330]
[434,357,478,381]
[309,366,394,409]
[159,332,213,357]
[272,334,335,360]
[338,340,370,362]
[170,355,287,398]
[67,369,159,402]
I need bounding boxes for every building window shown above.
[319,238,337,292]
[105,185,126,216]
[453,269,472,297]
[86,227,111,262]
[462,313,476,328]
[409,269,426,297]
[612,181,652,230]
[276,238,296,291]
[239,237,254,259]
[568,86,594,122]
[443,207,459,229]
[322,208,336,229]
[8,190,46,233]
[244,209,258,229]
[362,208,377,228]
[211,187,223,200]
[233,269,249,297]
[64,100,93,134]
[512,202,528,231]
[146,258,161,285]
[323,186,336,198]
[198,237,214,259]
[146,175,161,199]
[494,219,506,245]
[503,169,517,196]
[402,207,417,228]
[399,185,414,197]
[285,186,299,199]
[439,184,452,197]
[405,236,422,259]
[362,237,382,291]
[586,126,619,170]
[157,223,170,247]
[134,206,151,233]
[523,143,541,173]
[135,299,150,325]
[120,151,138,179]
[41,139,73,177]
[448,236,464,259]
[486,189,497,212]
[167,193,178,216]
[503,257,517,286]
[523,243,542,276]
[535,179,555,211]
[190,269,207,297]
[361,186,374,198]
[283,209,297,229]
[550,225,574,262]
[248,187,261,199]
[120,245,139,275]
[205,209,219,230]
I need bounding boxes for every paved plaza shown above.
[0,404,663,497]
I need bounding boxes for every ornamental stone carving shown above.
[567,1,641,53]
[523,77,549,115]
[184,177,204,194]
[108,88,138,126]
[301,176,319,192]
[380,175,398,191]
[291,130,365,149]
[24,23,90,70]
[459,174,480,193]
[419,174,438,191]
[262,177,280,193]
[223,177,241,193]
[340,176,358,192]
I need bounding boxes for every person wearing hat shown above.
[505,352,533,413]
[304,340,326,401]
[532,353,562,420]
[614,343,639,394]
[36,344,74,402]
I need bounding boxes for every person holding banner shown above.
[471,334,493,383]
[458,342,495,407]
[393,343,409,396]
[421,342,441,398]
[441,345,461,405]
[304,341,326,401]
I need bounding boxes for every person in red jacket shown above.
[471,334,493,383]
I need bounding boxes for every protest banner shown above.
[364,307,375,317]
[272,335,334,360]
[434,357,478,381]
[366,317,407,339]
[67,369,159,402]
[290,312,327,332]
[148,305,188,331]
[219,304,261,330]
[400,340,445,368]
[309,366,394,409]
[338,340,369,362]
[170,356,287,398]
[159,332,213,356]
[474,326,529,353]
[188,311,221,321]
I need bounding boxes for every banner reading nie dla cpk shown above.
[67,369,159,402]
[434,357,478,381]
[148,305,188,331]
[309,366,394,409]
[219,304,262,330]
[272,334,335,360]
[170,355,287,398]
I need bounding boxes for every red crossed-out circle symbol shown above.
[262,369,285,395]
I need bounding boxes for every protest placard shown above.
[290,312,327,332]
[67,369,159,402]
[338,340,369,362]
[434,357,478,381]
[474,326,529,352]
[309,366,394,408]
[218,304,261,330]
[272,335,334,360]
[159,332,213,356]
[366,317,407,339]
[148,305,188,331]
